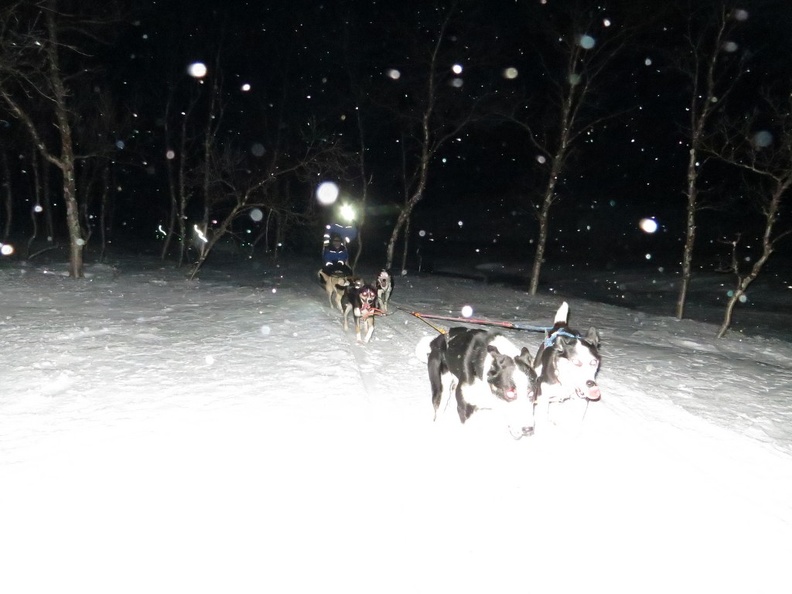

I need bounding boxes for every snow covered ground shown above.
[1,252,791,593]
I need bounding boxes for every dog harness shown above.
[543,328,583,348]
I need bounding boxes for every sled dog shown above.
[318,268,358,311]
[533,301,601,428]
[423,327,537,439]
[375,270,393,314]
[341,282,378,343]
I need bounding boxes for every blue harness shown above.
[543,328,584,348]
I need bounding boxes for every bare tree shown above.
[72,87,130,261]
[162,89,203,267]
[160,90,195,265]
[507,3,633,295]
[0,0,123,277]
[155,46,229,268]
[26,147,57,257]
[339,16,373,271]
[379,3,483,271]
[673,2,748,319]
[707,91,792,338]
[187,128,352,279]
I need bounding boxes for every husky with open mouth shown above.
[533,301,601,430]
[375,270,393,314]
[421,327,537,439]
[341,282,378,343]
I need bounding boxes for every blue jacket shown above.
[323,223,357,244]
[323,244,349,266]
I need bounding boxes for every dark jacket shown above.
[323,243,349,267]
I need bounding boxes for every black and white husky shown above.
[421,328,537,439]
[533,302,601,429]
[375,270,393,314]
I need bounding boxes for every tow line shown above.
[390,302,553,335]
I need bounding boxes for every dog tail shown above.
[554,301,569,325]
[414,335,436,364]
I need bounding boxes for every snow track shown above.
[3,256,792,594]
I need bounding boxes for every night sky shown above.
[2,0,792,271]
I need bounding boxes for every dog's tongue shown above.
[587,384,602,401]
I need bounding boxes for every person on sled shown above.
[322,232,353,276]
[321,209,358,275]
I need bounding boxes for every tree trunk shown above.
[676,9,735,319]
[529,206,550,295]
[1,151,12,241]
[27,147,42,257]
[676,148,699,319]
[99,166,110,262]
[528,151,563,295]
[46,6,83,278]
[386,168,428,271]
[385,207,408,271]
[60,134,84,278]
[716,289,740,339]
[526,67,575,296]
[717,184,784,338]
[41,155,54,242]
[400,216,411,274]
[177,114,189,267]
[188,204,243,280]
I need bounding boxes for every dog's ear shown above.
[516,347,536,380]
[585,327,600,347]
[553,335,568,352]
[486,346,512,370]
[486,348,511,381]
[516,347,532,365]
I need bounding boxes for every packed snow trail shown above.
[2,255,792,593]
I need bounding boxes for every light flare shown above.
[316,182,339,205]
[339,203,356,222]
[639,218,658,234]
[753,130,773,148]
[188,62,207,78]
[193,225,208,243]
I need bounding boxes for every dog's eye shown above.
[590,359,598,367]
